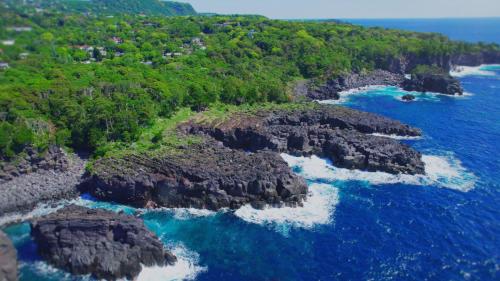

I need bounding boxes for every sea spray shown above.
[450,65,500,78]
[281,153,476,192]
[234,183,339,233]
[137,244,207,281]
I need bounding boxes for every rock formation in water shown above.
[184,105,424,175]
[85,140,308,210]
[295,70,404,100]
[402,94,416,101]
[0,231,17,281]
[402,73,464,95]
[31,205,176,280]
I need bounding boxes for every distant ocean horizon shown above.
[289,17,500,44]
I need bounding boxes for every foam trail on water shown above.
[281,153,476,192]
[318,85,389,104]
[0,200,72,226]
[370,133,423,140]
[450,64,499,77]
[234,183,339,232]
[317,86,454,105]
[137,245,207,281]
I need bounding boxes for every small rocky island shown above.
[31,205,176,280]
[401,72,464,95]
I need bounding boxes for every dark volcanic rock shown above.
[0,145,70,183]
[84,105,424,210]
[296,70,404,101]
[0,147,86,218]
[31,205,176,280]
[85,140,308,210]
[452,51,500,67]
[183,105,425,175]
[0,231,17,281]
[402,94,416,101]
[402,73,463,95]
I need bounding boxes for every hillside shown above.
[0,6,499,160]
[4,0,197,16]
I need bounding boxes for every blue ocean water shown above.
[3,23,500,281]
[346,18,500,44]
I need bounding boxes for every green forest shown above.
[0,1,499,159]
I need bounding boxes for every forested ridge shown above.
[0,3,498,159]
[3,0,197,16]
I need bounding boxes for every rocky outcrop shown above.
[31,205,176,281]
[84,105,424,210]
[402,94,416,101]
[0,231,17,281]
[0,145,70,183]
[295,70,404,100]
[85,140,307,210]
[402,73,463,95]
[183,105,424,175]
[0,148,87,219]
[384,50,500,74]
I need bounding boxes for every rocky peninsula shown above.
[31,205,176,280]
[83,104,424,210]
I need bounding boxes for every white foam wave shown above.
[370,133,423,140]
[20,261,93,281]
[318,85,473,105]
[281,153,476,192]
[234,183,339,231]
[137,245,207,281]
[450,64,499,78]
[0,201,69,226]
[317,85,388,104]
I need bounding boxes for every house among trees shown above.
[111,36,123,44]
[19,52,29,60]
[0,62,9,69]
[6,26,32,32]
[1,40,15,46]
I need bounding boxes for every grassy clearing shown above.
[90,101,319,167]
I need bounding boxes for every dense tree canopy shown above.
[0,4,498,158]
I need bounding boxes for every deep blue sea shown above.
[346,18,500,44]
[2,20,500,281]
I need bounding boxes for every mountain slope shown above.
[9,0,196,16]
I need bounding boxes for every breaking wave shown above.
[317,86,470,105]
[450,64,500,78]
[137,244,207,281]
[281,153,476,192]
[370,133,423,140]
[234,183,339,233]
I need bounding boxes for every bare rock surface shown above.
[31,205,176,280]
[0,231,17,281]
[0,147,87,218]
[85,140,308,210]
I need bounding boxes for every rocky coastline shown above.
[4,51,498,281]
[295,51,500,101]
[82,104,425,211]
[31,205,176,280]
[0,146,87,220]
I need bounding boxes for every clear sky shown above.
[175,0,500,19]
